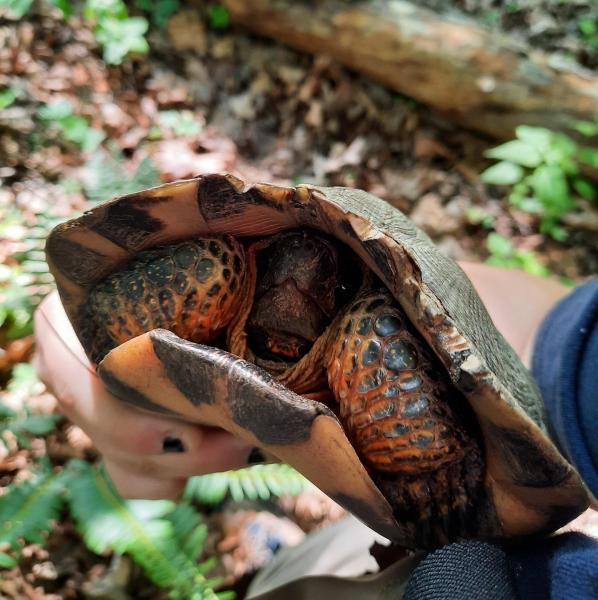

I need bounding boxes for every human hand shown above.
[34,291,252,499]
[457,262,569,367]
[34,265,569,502]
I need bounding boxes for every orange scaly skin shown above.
[85,237,246,364]
[328,290,485,545]
[329,290,471,473]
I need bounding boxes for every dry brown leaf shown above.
[153,139,236,180]
[166,10,207,54]
[410,193,459,236]
[414,133,454,161]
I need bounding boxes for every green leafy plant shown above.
[51,0,74,17]
[84,0,149,64]
[94,16,150,64]
[184,464,309,506]
[1,366,62,450]
[481,125,598,240]
[69,461,227,599]
[0,462,73,568]
[0,0,34,19]
[579,17,598,49]
[0,208,64,340]
[38,100,105,152]
[0,458,228,597]
[0,266,37,340]
[1,0,153,64]
[0,443,304,595]
[0,87,17,110]
[207,4,230,30]
[465,206,495,229]
[480,9,500,27]
[135,0,179,28]
[575,120,598,138]
[83,150,161,203]
[156,110,203,137]
[485,232,550,277]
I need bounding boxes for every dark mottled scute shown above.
[46,235,108,285]
[86,195,169,252]
[374,314,404,337]
[197,174,283,222]
[487,424,570,487]
[149,330,333,446]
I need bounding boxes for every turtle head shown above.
[247,230,357,362]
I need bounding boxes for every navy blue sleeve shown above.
[531,278,598,497]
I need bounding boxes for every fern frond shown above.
[0,463,72,558]
[83,151,160,205]
[0,210,64,339]
[67,460,222,599]
[166,502,209,562]
[184,464,309,507]
[1,365,62,450]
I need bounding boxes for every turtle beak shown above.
[98,328,403,542]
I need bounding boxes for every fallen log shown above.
[223,0,598,141]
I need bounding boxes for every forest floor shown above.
[0,0,597,598]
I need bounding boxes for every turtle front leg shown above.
[326,289,493,548]
[83,236,248,364]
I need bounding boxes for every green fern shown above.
[0,209,64,339]
[83,150,161,204]
[67,460,225,599]
[1,366,63,449]
[184,464,309,506]
[0,462,73,567]
[0,407,62,450]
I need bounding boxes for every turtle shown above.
[46,173,590,549]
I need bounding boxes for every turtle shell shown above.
[46,173,589,546]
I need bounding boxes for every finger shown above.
[104,459,187,500]
[99,329,402,542]
[35,292,253,464]
[100,426,252,478]
[34,292,95,415]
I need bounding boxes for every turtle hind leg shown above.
[326,288,493,548]
[371,446,486,548]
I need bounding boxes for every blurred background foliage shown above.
[0,0,596,596]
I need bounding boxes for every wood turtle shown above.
[46,173,590,549]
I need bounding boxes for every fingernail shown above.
[247,447,265,464]
[162,436,186,453]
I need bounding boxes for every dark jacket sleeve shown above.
[531,278,598,498]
